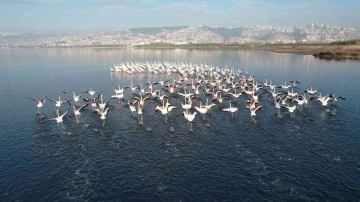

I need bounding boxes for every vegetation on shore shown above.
[312,51,360,60]
[329,39,360,45]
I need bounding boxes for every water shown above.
[0,48,359,201]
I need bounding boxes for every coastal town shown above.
[0,23,359,48]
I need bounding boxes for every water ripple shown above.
[1,49,360,201]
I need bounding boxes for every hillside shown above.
[1,23,359,47]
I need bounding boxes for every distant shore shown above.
[135,41,360,60]
[2,40,360,60]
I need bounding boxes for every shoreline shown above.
[255,45,360,60]
[134,43,360,60]
[2,43,360,60]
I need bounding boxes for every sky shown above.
[0,0,359,33]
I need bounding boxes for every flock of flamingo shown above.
[29,61,345,131]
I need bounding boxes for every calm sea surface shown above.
[0,48,359,201]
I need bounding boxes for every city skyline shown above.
[1,0,360,33]
[2,22,359,47]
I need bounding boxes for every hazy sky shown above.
[1,0,359,33]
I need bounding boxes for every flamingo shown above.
[47,109,69,127]
[63,91,84,105]
[127,100,137,117]
[96,95,113,111]
[194,102,208,120]
[94,107,110,127]
[222,101,238,117]
[304,87,317,95]
[111,93,125,105]
[69,102,88,123]
[125,81,139,93]
[28,97,46,113]
[83,94,100,110]
[246,106,263,117]
[227,88,242,101]
[114,85,124,94]
[183,111,197,131]
[85,88,100,98]
[47,96,67,108]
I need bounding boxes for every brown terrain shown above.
[253,45,360,60]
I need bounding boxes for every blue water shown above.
[0,48,359,201]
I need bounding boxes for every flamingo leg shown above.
[140,115,144,125]
[277,109,282,118]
